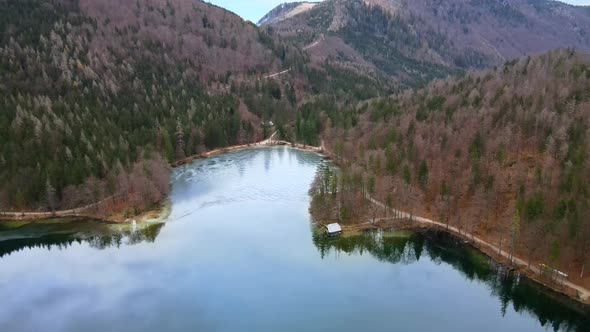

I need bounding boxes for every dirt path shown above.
[303,34,324,51]
[0,195,118,220]
[303,40,321,50]
[173,131,281,167]
[263,69,291,79]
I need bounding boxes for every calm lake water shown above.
[1,147,589,332]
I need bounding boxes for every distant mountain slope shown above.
[263,0,590,86]
[78,0,286,80]
[258,2,318,26]
[404,0,590,64]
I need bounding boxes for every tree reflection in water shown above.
[0,220,165,258]
[313,229,590,332]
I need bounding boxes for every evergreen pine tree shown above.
[175,117,185,160]
[46,177,56,213]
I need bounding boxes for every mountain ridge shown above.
[262,0,590,86]
[258,1,318,26]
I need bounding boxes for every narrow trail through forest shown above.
[262,34,324,79]
[303,34,324,50]
[303,39,320,50]
[263,69,291,79]
[0,196,118,220]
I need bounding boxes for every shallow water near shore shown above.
[0,147,589,331]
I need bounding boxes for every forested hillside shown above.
[311,49,590,286]
[0,0,310,212]
[264,0,590,89]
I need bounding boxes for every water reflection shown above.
[169,147,323,221]
[264,147,272,172]
[1,147,589,332]
[0,220,164,258]
[313,230,590,332]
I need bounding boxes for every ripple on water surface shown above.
[170,147,323,220]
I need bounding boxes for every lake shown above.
[0,147,588,331]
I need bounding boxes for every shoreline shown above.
[328,222,590,312]
[2,141,590,307]
[313,146,590,308]
[413,226,590,313]
[172,140,324,168]
[341,219,590,307]
[0,199,171,225]
[423,224,590,313]
[0,139,319,224]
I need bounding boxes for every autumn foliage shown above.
[316,49,590,285]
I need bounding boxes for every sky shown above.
[206,0,321,23]
[208,0,588,23]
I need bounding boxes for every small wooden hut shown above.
[325,223,342,237]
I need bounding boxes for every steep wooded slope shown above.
[0,0,303,210]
